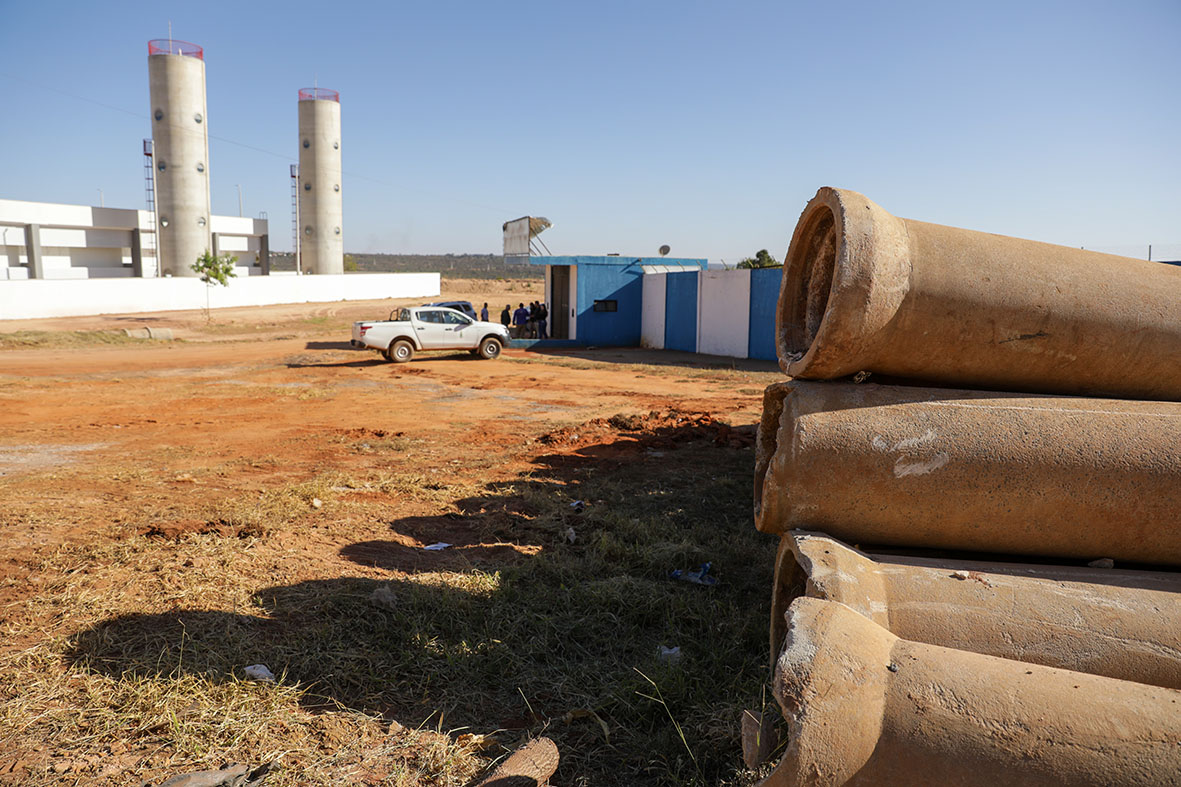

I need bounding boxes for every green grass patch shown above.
[0,330,151,350]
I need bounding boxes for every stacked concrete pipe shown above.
[755,188,1181,786]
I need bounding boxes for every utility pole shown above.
[237,184,243,218]
[98,189,104,207]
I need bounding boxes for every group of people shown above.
[487,301,548,339]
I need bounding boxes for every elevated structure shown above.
[297,88,343,274]
[147,38,211,276]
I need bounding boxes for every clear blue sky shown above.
[2,0,1178,262]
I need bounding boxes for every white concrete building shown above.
[0,198,439,320]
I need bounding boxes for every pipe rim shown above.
[777,187,910,378]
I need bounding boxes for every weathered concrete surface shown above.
[754,380,1181,564]
[767,531,1181,688]
[776,187,1181,400]
[763,597,1181,786]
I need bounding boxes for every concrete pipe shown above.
[768,531,1181,689]
[754,380,1181,564]
[762,597,1181,787]
[122,327,174,340]
[777,187,1181,400]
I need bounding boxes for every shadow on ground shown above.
[65,414,772,786]
[527,346,781,373]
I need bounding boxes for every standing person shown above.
[480,302,489,322]
[500,304,511,329]
[527,301,538,339]
[538,301,549,340]
[512,302,529,338]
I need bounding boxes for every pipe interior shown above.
[770,546,809,667]
[752,389,785,522]
[784,206,838,359]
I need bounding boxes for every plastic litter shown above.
[658,645,682,663]
[565,527,577,544]
[569,500,586,513]
[670,562,717,586]
[369,584,397,610]
[423,542,451,551]
[243,664,275,683]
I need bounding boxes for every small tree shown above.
[343,253,358,272]
[737,249,781,269]
[191,250,238,321]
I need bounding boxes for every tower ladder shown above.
[142,139,158,260]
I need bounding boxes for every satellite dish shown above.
[659,245,671,257]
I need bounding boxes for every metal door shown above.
[551,265,570,340]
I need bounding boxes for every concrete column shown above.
[210,232,220,257]
[258,234,270,275]
[770,531,1181,689]
[23,223,43,279]
[778,187,1181,400]
[131,228,143,277]
[148,41,212,277]
[764,598,1181,786]
[297,91,343,275]
[755,380,1181,564]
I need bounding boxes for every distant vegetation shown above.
[736,249,782,269]
[270,253,543,280]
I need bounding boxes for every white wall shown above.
[641,272,666,349]
[696,268,750,358]
[0,272,440,320]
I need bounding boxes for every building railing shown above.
[148,39,204,59]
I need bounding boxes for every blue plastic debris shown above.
[670,562,717,586]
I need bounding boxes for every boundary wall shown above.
[0,272,440,320]
[641,267,782,360]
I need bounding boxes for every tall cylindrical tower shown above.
[297,88,343,275]
[147,39,212,277]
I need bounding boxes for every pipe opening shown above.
[753,389,785,524]
[784,206,838,360]
[770,539,808,668]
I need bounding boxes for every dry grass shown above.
[1,420,779,785]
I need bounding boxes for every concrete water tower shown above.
[147,38,212,276]
[297,88,343,274]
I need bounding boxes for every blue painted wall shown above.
[747,267,783,361]
[664,271,699,352]
[534,256,705,347]
[574,260,644,346]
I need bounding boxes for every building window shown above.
[195,162,205,172]
[197,216,206,227]
[154,109,163,120]
[333,184,340,192]
[334,226,341,235]
[194,112,203,123]
[157,160,166,171]
[302,139,310,148]
[593,299,618,313]
[304,182,311,191]
[333,141,339,149]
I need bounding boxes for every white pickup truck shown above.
[351,306,511,363]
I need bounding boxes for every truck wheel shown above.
[388,340,414,363]
[478,337,502,360]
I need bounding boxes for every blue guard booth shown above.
[529,256,705,346]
